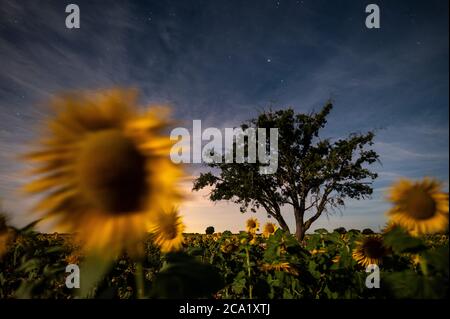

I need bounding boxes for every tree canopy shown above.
[193,102,379,241]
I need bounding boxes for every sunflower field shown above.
[0,219,448,299]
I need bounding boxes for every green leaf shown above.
[150,252,224,298]
[422,244,449,277]
[384,270,447,299]
[19,219,42,234]
[231,271,246,294]
[77,254,114,298]
[186,246,204,256]
[383,227,426,254]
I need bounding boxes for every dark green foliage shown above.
[205,226,215,235]
[150,252,224,298]
[362,228,375,235]
[333,227,347,234]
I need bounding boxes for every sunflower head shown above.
[220,239,237,254]
[260,262,298,276]
[310,248,326,255]
[248,232,258,245]
[352,236,387,267]
[382,221,401,234]
[262,222,277,238]
[151,208,185,253]
[246,217,259,233]
[23,89,184,258]
[386,178,449,235]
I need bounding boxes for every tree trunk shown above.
[293,205,305,241]
[295,220,306,241]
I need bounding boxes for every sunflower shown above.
[220,239,237,254]
[22,89,184,258]
[381,221,401,234]
[261,262,298,276]
[310,248,326,255]
[248,232,258,245]
[410,254,421,266]
[64,253,81,265]
[352,236,387,267]
[332,255,341,264]
[246,217,259,233]
[212,232,222,242]
[151,208,185,253]
[386,178,449,235]
[262,222,277,238]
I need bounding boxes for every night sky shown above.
[0,0,448,233]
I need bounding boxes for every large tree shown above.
[193,103,379,241]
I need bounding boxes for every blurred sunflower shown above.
[151,208,185,253]
[386,178,449,235]
[262,222,277,238]
[22,89,184,258]
[64,253,81,265]
[352,236,387,267]
[246,217,259,233]
[381,221,401,234]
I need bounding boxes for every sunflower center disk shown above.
[403,188,437,220]
[161,223,178,240]
[76,129,148,214]
[363,240,385,258]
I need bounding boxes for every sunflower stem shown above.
[245,247,253,299]
[135,262,145,299]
